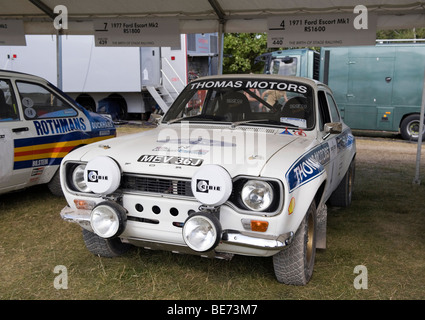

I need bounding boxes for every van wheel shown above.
[400,114,425,141]
[47,170,63,197]
[273,201,317,285]
[82,229,132,258]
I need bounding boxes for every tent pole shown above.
[217,21,224,75]
[413,68,425,185]
[56,29,63,90]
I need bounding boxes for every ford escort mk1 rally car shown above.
[60,74,356,285]
[0,70,115,196]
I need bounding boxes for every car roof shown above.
[0,69,47,83]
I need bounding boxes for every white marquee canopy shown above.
[0,0,424,34]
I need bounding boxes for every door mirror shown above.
[324,122,342,134]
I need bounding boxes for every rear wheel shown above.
[273,201,317,285]
[328,158,355,207]
[400,114,425,141]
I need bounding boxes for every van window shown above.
[271,57,298,76]
[326,92,341,122]
[16,81,78,120]
[0,79,19,121]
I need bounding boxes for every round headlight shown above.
[71,164,91,193]
[90,202,126,239]
[182,213,221,252]
[241,180,274,211]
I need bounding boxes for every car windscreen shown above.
[163,78,314,130]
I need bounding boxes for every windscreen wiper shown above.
[167,114,209,124]
[230,119,269,128]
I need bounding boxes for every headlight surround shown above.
[90,201,127,239]
[66,163,91,193]
[241,180,274,212]
[182,213,222,252]
[71,164,91,193]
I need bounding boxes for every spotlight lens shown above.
[91,204,121,238]
[183,214,221,252]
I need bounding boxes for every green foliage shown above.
[223,33,271,74]
[377,28,425,40]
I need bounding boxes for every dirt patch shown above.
[356,137,425,168]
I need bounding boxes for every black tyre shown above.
[400,114,425,141]
[47,170,63,197]
[328,158,355,207]
[273,201,317,285]
[82,229,132,258]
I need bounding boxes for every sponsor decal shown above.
[188,80,309,94]
[286,143,330,192]
[91,120,114,130]
[288,197,295,215]
[152,146,209,156]
[138,155,203,166]
[87,170,109,183]
[33,117,86,136]
[280,128,293,135]
[196,179,221,193]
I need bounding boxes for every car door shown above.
[0,78,33,192]
[317,89,341,200]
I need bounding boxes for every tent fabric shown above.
[0,0,424,34]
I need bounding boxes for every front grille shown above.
[121,174,194,197]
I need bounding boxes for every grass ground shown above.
[1,125,424,300]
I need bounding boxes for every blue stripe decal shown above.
[14,131,89,148]
[13,158,62,170]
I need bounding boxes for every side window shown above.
[0,79,19,121]
[326,92,341,122]
[16,81,77,120]
[317,91,331,131]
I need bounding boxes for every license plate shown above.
[138,155,203,166]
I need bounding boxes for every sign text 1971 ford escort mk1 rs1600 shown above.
[60,74,356,285]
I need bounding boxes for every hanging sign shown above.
[0,20,26,46]
[94,18,180,47]
[267,11,377,48]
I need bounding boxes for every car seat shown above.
[0,91,17,120]
[280,96,312,127]
[220,91,251,122]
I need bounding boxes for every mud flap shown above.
[316,203,327,249]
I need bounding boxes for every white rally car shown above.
[60,75,356,285]
[0,70,116,196]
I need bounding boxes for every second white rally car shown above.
[60,74,356,285]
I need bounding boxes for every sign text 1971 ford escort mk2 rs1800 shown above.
[60,74,356,285]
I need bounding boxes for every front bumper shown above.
[60,205,294,256]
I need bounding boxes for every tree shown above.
[223,33,272,74]
[377,28,425,40]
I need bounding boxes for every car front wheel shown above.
[273,200,317,285]
[82,228,132,258]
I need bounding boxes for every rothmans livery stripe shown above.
[13,132,114,170]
